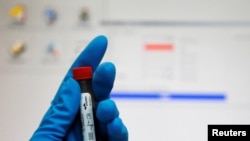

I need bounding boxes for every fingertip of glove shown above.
[107,117,129,140]
[51,77,81,105]
[93,62,116,101]
[96,62,116,76]
[96,99,119,123]
[66,77,81,94]
[93,35,108,47]
[59,78,81,104]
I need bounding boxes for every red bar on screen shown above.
[145,44,173,51]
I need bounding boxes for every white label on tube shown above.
[81,92,96,141]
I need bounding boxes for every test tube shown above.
[73,66,96,141]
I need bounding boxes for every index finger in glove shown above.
[64,35,108,83]
[53,35,108,105]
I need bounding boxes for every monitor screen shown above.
[0,0,250,140]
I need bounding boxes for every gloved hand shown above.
[30,35,128,141]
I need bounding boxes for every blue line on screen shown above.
[111,92,162,99]
[167,93,226,100]
[110,91,226,101]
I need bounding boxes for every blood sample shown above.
[73,66,96,141]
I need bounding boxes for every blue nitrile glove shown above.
[30,35,128,141]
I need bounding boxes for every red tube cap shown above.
[73,66,92,80]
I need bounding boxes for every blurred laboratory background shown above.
[0,0,250,140]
